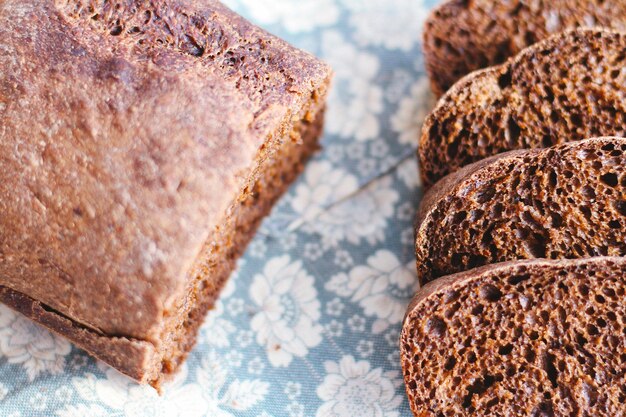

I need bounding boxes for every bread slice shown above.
[401,257,626,417]
[419,28,626,188]
[424,0,626,95]
[415,137,626,285]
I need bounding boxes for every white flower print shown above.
[325,144,346,165]
[323,31,384,141]
[0,305,71,381]
[316,356,403,417]
[334,250,353,269]
[385,69,413,104]
[280,233,298,251]
[396,157,422,190]
[290,160,359,227]
[356,341,374,358]
[249,239,268,258]
[237,330,254,348]
[70,355,88,371]
[199,299,236,348]
[397,201,416,222]
[327,250,418,334]
[250,256,323,367]
[248,357,266,375]
[326,298,345,317]
[284,382,302,400]
[302,175,399,247]
[327,86,384,142]
[347,315,366,333]
[387,351,401,368]
[401,228,415,246]
[391,77,436,146]
[225,351,243,368]
[55,386,73,403]
[303,242,324,261]
[29,392,47,411]
[384,330,399,348]
[72,364,206,417]
[369,141,389,159]
[345,142,367,161]
[227,298,245,316]
[379,156,401,174]
[196,351,270,417]
[0,382,7,401]
[287,402,305,417]
[357,158,377,178]
[325,320,344,338]
[55,404,109,417]
[226,0,339,33]
[343,0,429,51]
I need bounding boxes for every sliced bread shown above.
[424,0,626,95]
[415,137,626,285]
[401,257,626,417]
[419,29,626,188]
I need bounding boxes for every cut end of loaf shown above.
[147,95,328,389]
[401,257,626,417]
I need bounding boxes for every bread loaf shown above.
[416,137,626,285]
[401,257,626,416]
[424,0,626,95]
[0,0,331,388]
[419,29,626,188]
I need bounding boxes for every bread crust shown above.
[0,0,331,386]
[0,287,159,383]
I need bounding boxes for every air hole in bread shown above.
[601,172,619,187]
[497,69,512,90]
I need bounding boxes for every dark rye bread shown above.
[419,29,626,188]
[415,137,626,285]
[401,257,626,417]
[0,0,330,388]
[424,0,626,96]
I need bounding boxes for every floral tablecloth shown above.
[0,0,440,416]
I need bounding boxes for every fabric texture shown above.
[0,0,439,415]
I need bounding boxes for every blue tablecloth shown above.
[0,0,440,415]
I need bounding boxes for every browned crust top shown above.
[0,0,331,343]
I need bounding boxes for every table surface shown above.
[0,0,440,415]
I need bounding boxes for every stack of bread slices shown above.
[401,2,626,416]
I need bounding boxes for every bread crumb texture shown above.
[402,257,626,416]
[424,0,626,95]
[420,29,626,187]
[416,137,626,284]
